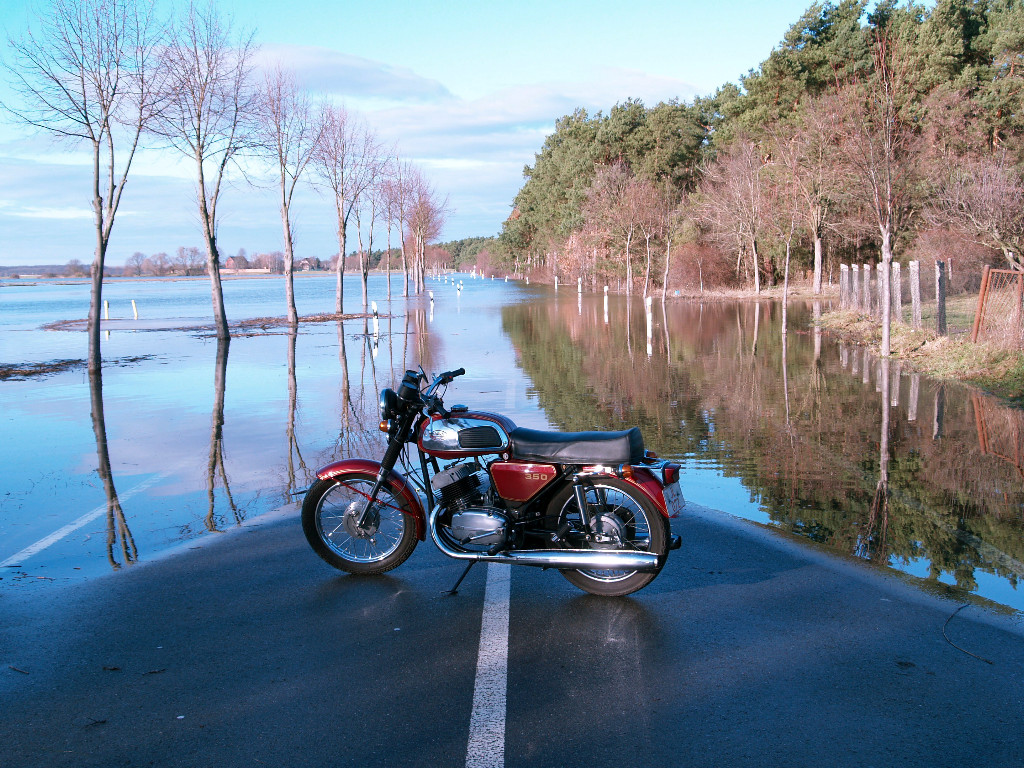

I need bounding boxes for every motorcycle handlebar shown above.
[438,367,465,384]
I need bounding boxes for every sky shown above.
[0,0,822,267]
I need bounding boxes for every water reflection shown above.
[206,337,239,531]
[286,329,310,494]
[503,293,1024,609]
[89,368,137,569]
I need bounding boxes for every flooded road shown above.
[1,275,1022,614]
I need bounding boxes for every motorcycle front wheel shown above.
[302,474,418,575]
[547,477,668,597]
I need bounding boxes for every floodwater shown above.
[1,275,1022,615]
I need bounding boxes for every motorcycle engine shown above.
[431,463,511,549]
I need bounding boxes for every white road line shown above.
[0,473,168,567]
[466,563,511,768]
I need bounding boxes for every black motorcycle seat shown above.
[509,426,644,464]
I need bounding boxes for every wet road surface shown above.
[2,504,1023,768]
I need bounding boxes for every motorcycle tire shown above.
[546,477,668,597]
[302,474,418,575]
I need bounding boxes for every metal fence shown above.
[972,267,1024,349]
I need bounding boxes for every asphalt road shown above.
[2,504,1023,768]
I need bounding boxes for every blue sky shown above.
[0,0,820,266]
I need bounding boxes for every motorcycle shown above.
[302,367,683,596]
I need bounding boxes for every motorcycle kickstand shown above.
[443,561,477,596]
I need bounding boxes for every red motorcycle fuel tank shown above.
[417,410,517,459]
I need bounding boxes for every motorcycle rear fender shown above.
[316,458,426,540]
[584,466,671,518]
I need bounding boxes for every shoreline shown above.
[814,307,1024,403]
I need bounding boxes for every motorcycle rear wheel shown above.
[547,477,668,597]
[302,474,417,575]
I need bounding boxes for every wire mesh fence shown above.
[972,267,1024,349]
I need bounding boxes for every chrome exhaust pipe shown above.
[488,548,659,571]
[429,509,660,572]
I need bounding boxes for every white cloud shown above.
[6,205,95,220]
[253,43,453,104]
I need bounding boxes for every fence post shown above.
[891,262,902,323]
[840,264,849,309]
[909,260,922,329]
[852,264,860,312]
[935,260,947,336]
[860,263,869,312]
[1017,270,1024,346]
[972,264,991,342]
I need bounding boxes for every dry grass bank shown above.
[816,295,1024,401]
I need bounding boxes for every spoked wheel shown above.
[301,474,417,575]
[547,477,668,596]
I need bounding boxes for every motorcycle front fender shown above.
[316,458,427,540]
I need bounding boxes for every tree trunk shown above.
[782,238,791,334]
[334,199,347,315]
[643,234,652,299]
[88,146,107,375]
[87,242,106,375]
[281,193,297,326]
[750,237,761,294]
[879,229,893,357]
[625,228,633,296]
[812,231,823,295]
[662,235,671,302]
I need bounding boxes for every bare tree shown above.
[173,245,205,275]
[926,150,1024,270]
[353,177,384,307]
[389,157,415,297]
[405,169,446,294]
[156,1,258,340]
[700,139,769,294]
[379,158,400,299]
[312,104,382,314]
[583,163,647,295]
[834,27,923,356]
[125,252,146,276]
[3,0,164,372]
[257,64,320,325]
[143,251,169,276]
[764,139,805,333]
[771,100,844,295]
[632,178,661,298]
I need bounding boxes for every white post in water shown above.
[645,295,653,357]
[131,299,138,320]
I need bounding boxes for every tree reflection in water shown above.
[502,293,1024,603]
[286,329,310,494]
[206,337,239,531]
[89,367,138,569]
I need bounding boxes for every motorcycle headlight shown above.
[379,388,398,420]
